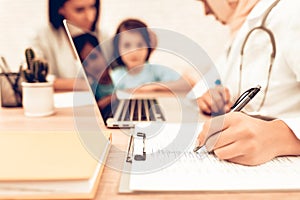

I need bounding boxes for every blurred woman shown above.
[29,0,110,91]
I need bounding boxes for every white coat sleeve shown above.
[281,1,300,81]
[282,118,300,140]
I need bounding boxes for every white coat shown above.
[189,0,300,138]
[219,0,300,137]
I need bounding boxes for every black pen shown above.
[193,85,261,152]
[230,85,261,112]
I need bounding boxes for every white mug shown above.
[21,82,55,117]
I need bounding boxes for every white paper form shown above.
[130,123,300,191]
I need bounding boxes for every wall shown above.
[0,0,47,70]
[0,0,229,73]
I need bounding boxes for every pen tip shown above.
[193,146,200,152]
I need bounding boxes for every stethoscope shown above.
[238,0,281,112]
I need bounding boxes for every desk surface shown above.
[1,107,300,200]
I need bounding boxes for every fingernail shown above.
[200,140,205,147]
[224,105,230,112]
[195,140,200,147]
[197,138,204,147]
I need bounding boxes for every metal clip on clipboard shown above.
[126,132,146,163]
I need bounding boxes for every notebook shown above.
[120,122,300,192]
[63,20,181,128]
[0,131,111,199]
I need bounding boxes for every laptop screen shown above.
[63,20,118,124]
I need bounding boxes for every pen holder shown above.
[21,82,54,117]
[0,72,22,107]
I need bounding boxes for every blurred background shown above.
[0,0,229,73]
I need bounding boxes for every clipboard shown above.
[119,122,300,193]
[119,122,197,193]
[126,132,146,163]
[119,129,147,193]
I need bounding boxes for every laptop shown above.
[63,19,193,128]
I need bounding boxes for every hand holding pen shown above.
[194,85,261,153]
[195,84,300,166]
[196,79,232,116]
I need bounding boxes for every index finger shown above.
[197,114,226,144]
[197,113,231,148]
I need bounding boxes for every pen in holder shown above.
[0,70,23,107]
[0,56,23,107]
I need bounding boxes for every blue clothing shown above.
[90,81,114,101]
[110,63,180,90]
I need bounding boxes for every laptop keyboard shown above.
[116,99,165,122]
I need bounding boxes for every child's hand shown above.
[197,86,231,115]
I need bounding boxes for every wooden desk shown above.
[1,107,300,200]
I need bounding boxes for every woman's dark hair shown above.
[73,33,100,61]
[113,18,155,66]
[73,33,112,84]
[49,0,100,31]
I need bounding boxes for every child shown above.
[110,18,183,91]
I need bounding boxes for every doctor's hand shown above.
[197,86,231,116]
[197,112,300,166]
